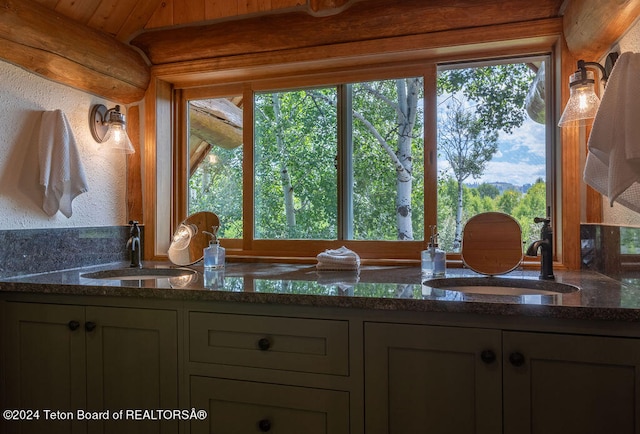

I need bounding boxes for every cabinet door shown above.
[190,376,350,434]
[3,302,87,434]
[364,322,502,434]
[504,331,640,434]
[85,306,179,434]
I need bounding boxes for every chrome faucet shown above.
[127,220,142,268]
[526,214,554,280]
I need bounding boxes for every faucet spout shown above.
[127,220,142,268]
[526,240,545,257]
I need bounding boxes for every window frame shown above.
[173,55,556,265]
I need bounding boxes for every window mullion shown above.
[338,84,354,240]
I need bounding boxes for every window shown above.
[182,55,552,260]
[436,58,549,252]
[252,79,424,241]
[187,96,243,239]
[254,87,338,240]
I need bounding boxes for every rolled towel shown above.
[316,246,360,271]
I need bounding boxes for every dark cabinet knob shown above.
[480,349,496,364]
[257,337,271,351]
[509,352,525,367]
[68,320,80,331]
[258,419,271,432]
[85,321,97,332]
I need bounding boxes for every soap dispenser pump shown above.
[203,226,225,269]
[421,226,446,277]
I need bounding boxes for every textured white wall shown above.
[0,60,128,229]
[601,18,640,226]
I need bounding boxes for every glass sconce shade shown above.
[101,122,135,153]
[90,104,135,153]
[558,70,600,126]
[558,53,618,128]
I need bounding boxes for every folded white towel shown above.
[316,246,360,271]
[584,52,640,212]
[38,110,89,217]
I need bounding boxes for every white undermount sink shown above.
[424,277,579,296]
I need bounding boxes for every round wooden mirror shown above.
[168,211,220,266]
[461,212,523,275]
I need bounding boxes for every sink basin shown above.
[424,277,579,296]
[81,267,197,281]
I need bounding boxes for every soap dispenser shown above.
[421,226,446,277]
[203,226,225,269]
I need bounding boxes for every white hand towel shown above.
[584,52,640,212]
[38,110,89,217]
[316,246,360,271]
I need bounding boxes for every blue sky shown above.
[436,96,547,187]
[480,117,546,186]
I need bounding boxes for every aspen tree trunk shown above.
[272,94,297,234]
[454,179,464,252]
[395,78,420,240]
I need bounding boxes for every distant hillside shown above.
[465,181,533,194]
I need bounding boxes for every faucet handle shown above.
[128,220,141,236]
[533,216,550,224]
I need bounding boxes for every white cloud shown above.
[498,118,546,159]
[473,161,545,185]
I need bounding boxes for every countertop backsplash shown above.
[581,224,640,285]
[0,226,138,278]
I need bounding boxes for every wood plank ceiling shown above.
[12,0,640,105]
[31,0,343,43]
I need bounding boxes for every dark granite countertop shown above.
[1,261,640,322]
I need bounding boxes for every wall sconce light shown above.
[89,104,135,153]
[558,52,619,127]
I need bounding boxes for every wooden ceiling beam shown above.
[152,18,562,88]
[307,0,356,16]
[563,0,640,59]
[132,0,562,65]
[0,0,150,103]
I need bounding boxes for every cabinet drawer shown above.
[190,376,350,434]
[189,312,349,375]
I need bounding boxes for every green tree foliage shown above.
[436,179,547,252]
[513,178,547,244]
[477,183,500,199]
[351,79,424,240]
[254,88,338,239]
[254,80,424,241]
[498,189,522,215]
[437,64,535,134]
[620,228,640,254]
[189,145,243,239]
[438,98,499,250]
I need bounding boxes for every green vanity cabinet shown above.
[364,322,503,434]
[190,376,350,434]
[503,331,640,434]
[186,310,353,434]
[2,301,179,434]
[365,322,640,434]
